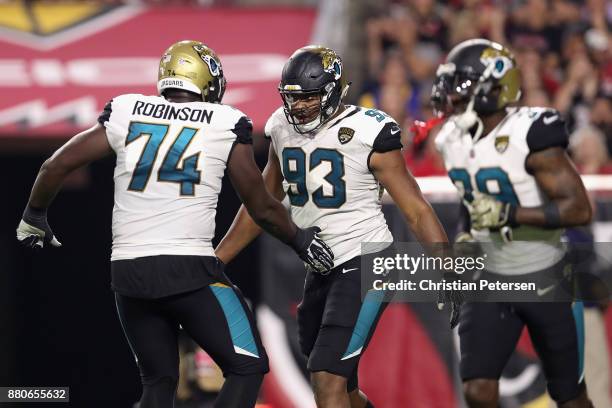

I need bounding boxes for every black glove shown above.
[16,205,62,249]
[289,227,334,274]
[437,273,463,329]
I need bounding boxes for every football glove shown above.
[454,231,475,243]
[290,227,334,275]
[437,274,464,329]
[468,195,516,230]
[16,206,62,249]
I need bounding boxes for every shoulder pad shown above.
[525,108,569,153]
[355,107,401,150]
[264,107,285,140]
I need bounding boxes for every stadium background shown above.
[1,0,611,407]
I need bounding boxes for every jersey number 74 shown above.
[125,121,201,196]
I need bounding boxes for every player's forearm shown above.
[27,158,72,209]
[215,205,263,264]
[407,205,449,244]
[245,196,297,246]
[515,200,592,228]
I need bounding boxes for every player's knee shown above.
[142,373,178,388]
[554,382,592,408]
[311,371,347,399]
[463,379,498,406]
[222,354,269,377]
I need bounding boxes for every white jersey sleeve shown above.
[356,110,403,153]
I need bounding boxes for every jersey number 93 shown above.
[282,148,346,209]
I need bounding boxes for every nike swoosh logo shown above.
[390,127,400,135]
[537,284,556,296]
[543,115,558,125]
[342,267,358,274]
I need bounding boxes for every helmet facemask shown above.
[432,42,521,119]
[280,80,346,134]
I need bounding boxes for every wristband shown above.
[288,227,307,252]
[543,202,561,229]
[22,205,48,224]
[506,204,519,228]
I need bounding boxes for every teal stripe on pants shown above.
[572,301,585,382]
[210,284,259,358]
[341,290,384,359]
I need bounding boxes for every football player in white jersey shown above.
[215,46,449,408]
[15,40,333,408]
[432,39,593,408]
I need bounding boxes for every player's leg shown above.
[167,283,268,408]
[459,302,524,408]
[297,265,329,362]
[308,256,387,408]
[347,369,374,408]
[520,302,593,408]
[115,293,180,408]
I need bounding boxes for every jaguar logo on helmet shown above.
[321,50,342,80]
[480,49,514,80]
[201,54,221,77]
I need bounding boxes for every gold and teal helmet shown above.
[432,39,521,116]
[157,40,226,103]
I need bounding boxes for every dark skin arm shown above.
[28,124,113,209]
[216,144,285,263]
[370,150,448,244]
[225,142,295,258]
[518,147,592,226]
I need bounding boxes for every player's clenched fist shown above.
[16,206,62,249]
[290,226,334,274]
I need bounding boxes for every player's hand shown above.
[291,227,334,274]
[16,206,62,249]
[437,275,463,329]
[468,195,514,230]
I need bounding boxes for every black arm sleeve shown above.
[232,116,254,144]
[97,99,112,125]
[373,122,403,153]
[526,110,569,153]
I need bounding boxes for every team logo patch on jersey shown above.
[495,135,510,153]
[338,127,355,144]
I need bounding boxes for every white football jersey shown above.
[100,94,251,261]
[436,107,569,275]
[266,105,402,267]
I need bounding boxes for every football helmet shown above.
[157,40,226,103]
[278,46,350,134]
[431,39,521,117]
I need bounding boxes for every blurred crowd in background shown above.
[336,0,612,176]
[7,0,611,174]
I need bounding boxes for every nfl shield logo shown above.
[338,127,355,144]
[495,135,509,153]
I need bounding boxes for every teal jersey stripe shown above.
[210,284,259,358]
[342,290,384,359]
